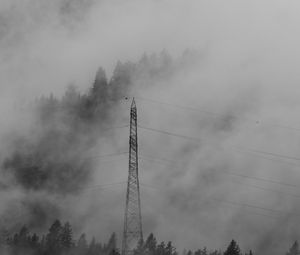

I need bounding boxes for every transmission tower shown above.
[122,98,143,255]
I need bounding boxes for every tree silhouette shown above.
[77,233,88,254]
[224,240,241,255]
[91,67,108,104]
[287,241,300,255]
[106,232,117,254]
[45,219,62,255]
[144,233,157,255]
[61,222,73,250]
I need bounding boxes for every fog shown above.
[1,1,300,255]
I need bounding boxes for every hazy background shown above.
[1,1,300,255]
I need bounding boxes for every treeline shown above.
[33,49,201,125]
[0,219,118,255]
[4,49,201,196]
[182,240,300,255]
[1,220,300,255]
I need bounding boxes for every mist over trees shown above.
[1,50,297,255]
[0,218,240,255]
[0,219,118,255]
[2,50,199,195]
[0,50,202,235]
[1,219,298,255]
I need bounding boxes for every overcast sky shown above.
[2,1,300,255]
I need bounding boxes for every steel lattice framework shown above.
[122,98,143,255]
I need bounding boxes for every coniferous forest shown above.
[0,52,204,255]
[1,219,300,255]
[3,1,300,255]
[0,51,299,255]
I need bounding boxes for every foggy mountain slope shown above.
[0,51,203,234]
[2,1,300,255]
[1,48,300,255]
[0,71,114,233]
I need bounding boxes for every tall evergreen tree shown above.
[195,248,208,255]
[287,241,300,255]
[0,228,9,247]
[87,237,97,255]
[91,67,108,103]
[30,233,39,251]
[61,222,73,250]
[106,232,117,254]
[109,61,134,100]
[144,233,157,255]
[77,233,88,254]
[224,240,241,255]
[45,219,63,255]
[157,242,166,255]
[166,241,176,255]
[18,225,30,248]
[134,238,145,255]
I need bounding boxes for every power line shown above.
[140,126,300,171]
[234,150,300,169]
[85,151,128,160]
[221,170,299,189]
[157,161,300,198]
[134,96,230,118]
[95,157,128,164]
[139,153,176,165]
[211,197,288,217]
[139,125,202,142]
[101,124,130,132]
[131,96,300,132]
[138,153,300,190]
[74,181,127,192]
[234,146,300,162]
[141,147,300,172]
[228,179,300,200]
[139,183,158,190]
[210,201,281,220]
[139,181,286,219]
[72,181,286,220]
[139,160,300,218]
[138,124,300,164]
[63,124,129,162]
[82,181,126,190]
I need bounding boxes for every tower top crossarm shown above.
[131,97,136,109]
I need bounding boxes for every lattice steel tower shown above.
[122,98,143,255]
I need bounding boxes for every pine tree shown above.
[210,250,222,255]
[61,222,73,250]
[144,233,157,255]
[106,232,117,254]
[77,233,88,254]
[224,240,241,255]
[287,241,300,255]
[166,241,176,255]
[109,61,134,100]
[157,242,166,255]
[109,248,121,255]
[0,228,9,247]
[18,225,30,248]
[91,67,108,103]
[88,237,97,255]
[45,219,63,255]
[30,233,39,250]
[159,49,173,74]
[134,238,145,255]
